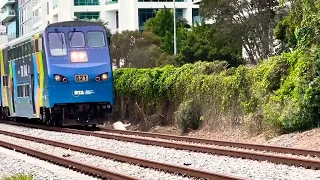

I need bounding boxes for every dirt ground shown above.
[105,121,320,150]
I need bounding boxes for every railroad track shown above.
[98,127,320,157]
[0,139,138,180]
[0,128,243,180]
[1,120,320,170]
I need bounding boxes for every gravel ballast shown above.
[100,131,320,161]
[0,134,196,180]
[0,123,320,180]
[0,146,98,180]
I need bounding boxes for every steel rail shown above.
[0,140,138,180]
[1,121,320,169]
[98,127,320,157]
[0,129,244,180]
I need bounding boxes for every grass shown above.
[2,174,33,180]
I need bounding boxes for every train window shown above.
[35,38,39,52]
[87,31,105,47]
[24,84,30,97]
[22,44,26,56]
[18,46,22,58]
[26,42,30,55]
[13,48,16,59]
[68,32,85,48]
[9,49,13,60]
[2,76,7,86]
[38,38,43,51]
[11,48,14,60]
[28,42,33,54]
[18,85,23,98]
[8,49,11,60]
[32,40,36,53]
[48,32,67,56]
[5,76,8,86]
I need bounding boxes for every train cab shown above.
[41,21,114,126]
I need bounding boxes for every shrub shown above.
[113,49,319,134]
[177,99,202,133]
[3,174,33,180]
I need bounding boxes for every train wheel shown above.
[3,108,9,120]
[51,113,62,127]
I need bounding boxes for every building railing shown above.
[74,1,100,6]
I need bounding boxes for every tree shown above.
[199,0,280,64]
[144,8,244,67]
[109,30,163,68]
[274,0,320,49]
[178,21,244,67]
[144,8,189,55]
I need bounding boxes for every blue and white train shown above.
[0,21,114,127]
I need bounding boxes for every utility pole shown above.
[173,0,177,55]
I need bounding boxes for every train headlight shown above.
[54,74,61,81]
[70,51,88,63]
[54,74,68,83]
[101,73,108,80]
[95,73,108,82]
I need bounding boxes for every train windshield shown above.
[87,31,105,47]
[48,32,67,56]
[68,31,85,48]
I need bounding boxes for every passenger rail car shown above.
[0,21,114,127]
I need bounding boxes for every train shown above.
[0,21,114,127]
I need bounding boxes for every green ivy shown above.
[114,49,320,133]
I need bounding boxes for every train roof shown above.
[0,28,44,49]
[0,20,109,49]
[46,21,104,28]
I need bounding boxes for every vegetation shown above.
[2,174,33,180]
[108,0,320,136]
[110,8,244,68]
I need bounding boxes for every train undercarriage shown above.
[0,103,112,127]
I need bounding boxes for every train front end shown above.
[43,21,114,126]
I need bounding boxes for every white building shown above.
[0,0,200,41]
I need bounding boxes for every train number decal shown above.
[75,74,88,82]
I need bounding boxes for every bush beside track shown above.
[2,174,33,180]
[112,47,320,136]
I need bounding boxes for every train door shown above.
[31,73,36,114]
[10,78,15,114]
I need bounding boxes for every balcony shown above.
[105,0,118,5]
[193,0,201,4]
[0,9,15,23]
[0,0,15,9]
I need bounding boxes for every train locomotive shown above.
[0,21,114,127]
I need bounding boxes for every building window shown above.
[138,9,158,31]
[74,12,99,20]
[74,0,99,6]
[192,8,201,25]
[47,2,49,15]
[34,9,39,16]
[116,11,119,28]
[138,8,183,31]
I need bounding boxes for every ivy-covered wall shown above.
[112,47,320,135]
